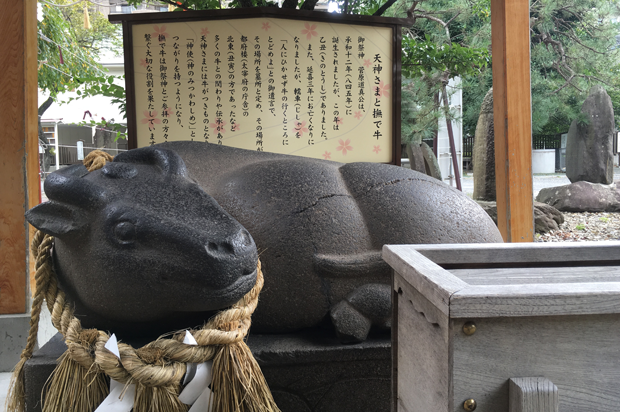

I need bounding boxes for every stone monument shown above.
[472,88,496,201]
[566,85,615,184]
[405,141,442,180]
[27,142,502,344]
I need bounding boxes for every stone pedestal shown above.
[24,330,391,412]
[0,313,31,372]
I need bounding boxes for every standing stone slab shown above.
[566,85,615,184]
[406,142,442,180]
[473,88,496,201]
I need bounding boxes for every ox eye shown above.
[114,221,136,243]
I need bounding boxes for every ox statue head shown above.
[26,147,258,340]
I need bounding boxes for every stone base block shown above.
[0,314,31,372]
[24,330,390,412]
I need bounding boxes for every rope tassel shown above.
[212,342,280,412]
[6,150,280,412]
[42,351,108,412]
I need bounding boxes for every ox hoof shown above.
[330,300,372,343]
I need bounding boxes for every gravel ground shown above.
[462,167,620,243]
[536,211,620,242]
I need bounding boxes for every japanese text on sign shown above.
[133,18,393,162]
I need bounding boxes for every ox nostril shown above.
[222,242,235,254]
[206,241,235,256]
[239,229,252,247]
[205,230,254,257]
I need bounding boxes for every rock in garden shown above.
[473,88,496,201]
[533,202,565,234]
[405,142,442,180]
[536,181,620,212]
[476,200,564,234]
[565,85,615,184]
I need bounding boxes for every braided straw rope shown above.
[6,150,279,412]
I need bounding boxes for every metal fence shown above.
[49,145,127,166]
[533,134,562,150]
[463,136,474,159]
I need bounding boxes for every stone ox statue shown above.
[26,142,502,343]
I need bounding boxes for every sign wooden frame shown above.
[110,8,405,164]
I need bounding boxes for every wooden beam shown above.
[491,0,534,242]
[0,0,39,314]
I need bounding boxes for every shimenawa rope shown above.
[6,150,280,412]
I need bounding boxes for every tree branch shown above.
[374,0,398,16]
[552,29,607,55]
[299,0,318,10]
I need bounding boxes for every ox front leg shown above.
[330,283,391,343]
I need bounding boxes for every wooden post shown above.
[509,377,559,412]
[491,0,534,242]
[0,0,39,314]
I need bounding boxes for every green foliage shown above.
[401,76,462,144]
[38,3,106,98]
[60,74,128,140]
[39,1,126,139]
[462,0,620,136]
[330,0,384,15]
[402,35,489,79]
[58,1,123,55]
[79,118,128,141]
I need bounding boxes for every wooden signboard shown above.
[110,8,404,164]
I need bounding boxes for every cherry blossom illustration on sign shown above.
[374,81,390,99]
[152,25,169,42]
[141,110,161,131]
[294,120,309,137]
[336,139,353,155]
[210,118,227,133]
[301,22,318,40]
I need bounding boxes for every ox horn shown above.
[44,164,106,208]
[113,147,188,177]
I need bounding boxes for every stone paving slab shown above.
[1,372,11,411]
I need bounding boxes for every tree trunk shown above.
[441,82,462,191]
[38,96,54,172]
[300,0,318,10]
[281,0,298,8]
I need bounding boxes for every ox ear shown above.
[25,202,87,238]
[113,147,188,177]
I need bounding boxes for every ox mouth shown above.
[215,267,258,299]
[170,266,258,312]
